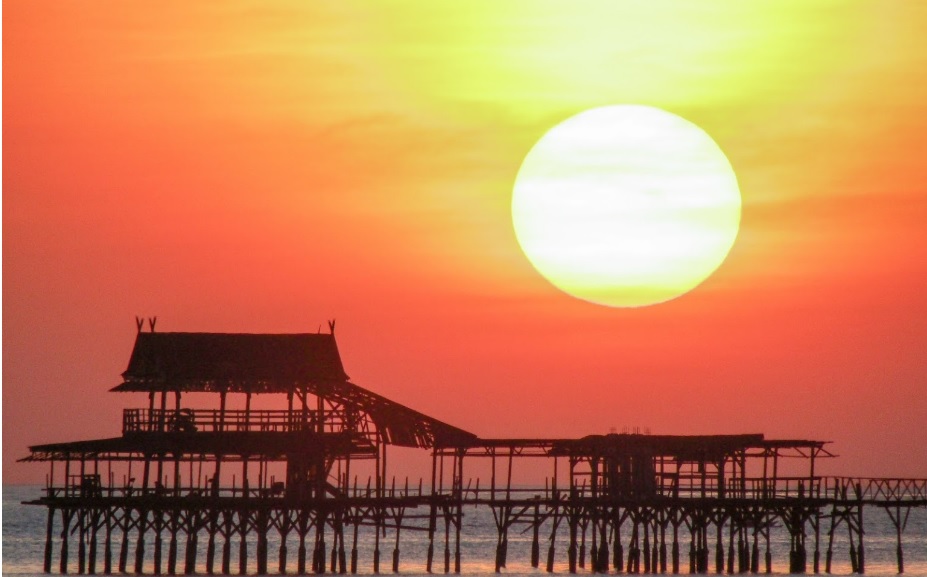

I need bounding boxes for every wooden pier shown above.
[21,324,927,574]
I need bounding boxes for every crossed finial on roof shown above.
[135,316,158,333]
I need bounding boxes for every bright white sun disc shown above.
[512,105,741,307]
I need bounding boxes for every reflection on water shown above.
[4,486,926,576]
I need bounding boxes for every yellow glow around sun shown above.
[512,105,741,307]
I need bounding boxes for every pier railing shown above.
[825,476,927,503]
[43,475,433,501]
[122,408,360,434]
[41,474,927,505]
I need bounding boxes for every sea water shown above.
[5,486,926,576]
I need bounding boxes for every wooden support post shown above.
[168,521,178,575]
[813,511,821,574]
[796,527,811,575]
[244,391,252,431]
[173,455,182,497]
[586,465,599,572]
[118,510,129,574]
[439,513,449,574]
[154,512,163,575]
[643,517,652,574]
[373,510,381,574]
[297,529,307,575]
[257,509,269,575]
[727,520,736,574]
[849,526,858,574]
[568,459,578,574]
[500,518,509,570]
[739,524,748,573]
[531,502,541,568]
[855,496,865,575]
[78,508,86,575]
[427,453,437,574]
[887,505,909,575]
[568,507,578,573]
[765,520,772,574]
[896,509,905,575]
[89,510,99,575]
[494,508,504,573]
[580,519,588,570]
[454,511,462,574]
[339,521,348,574]
[331,518,339,574]
[317,514,328,575]
[897,526,905,575]
[615,513,624,573]
[651,519,659,573]
[158,390,167,432]
[206,514,217,574]
[134,511,146,575]
[45,507,56,573]
[454,450,463,574]
[702,522,711,573]
[825,508,837,574]
[629,519,640,574]
[185,526,198,575]
[659,514,667,574]
[351,520,359,574]
[728,519,748,573]
[599,514,612,574]
[60,509,72,574]
[688,524,696,574]
[600,515,611,572]
[546,510,558,573]
[239,514,249,575]
[374,441,382,574]
[213,392,227,499]
[279,525,289,575]
[300,387,308,431]
[222,521,232,575]
[103,509,113,575]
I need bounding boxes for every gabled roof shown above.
[112,332,349,393]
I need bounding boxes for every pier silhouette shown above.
[21,323,927,574]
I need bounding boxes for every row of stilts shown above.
[490,502,807,574]
[43,501,464,576]
[43,500,908,575]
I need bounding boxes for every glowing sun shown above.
[512,105,741,307]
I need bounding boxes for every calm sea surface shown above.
[5,485,926,576]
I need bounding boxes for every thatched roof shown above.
[107,331,475,448]
[112,332,349,393]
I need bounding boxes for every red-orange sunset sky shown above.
[4,2,927,483]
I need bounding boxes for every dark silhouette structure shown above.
[22,323,927,574]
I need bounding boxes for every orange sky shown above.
[4,1,927,483]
